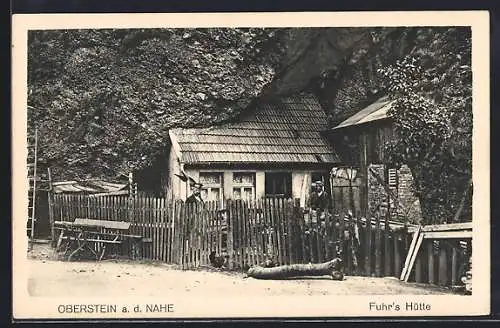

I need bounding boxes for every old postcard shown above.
[12,11,490,320]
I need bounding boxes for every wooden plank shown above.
[150,196,156,261]
[345,215,353,274]
[308,211,315,264]
[141,196,147,259]
[255,199,263,266]
[415,255,423,283]
[374,214,382,277]
[152,197,157,261]
[151,197,156,260]
[393,230,401,278]
[421,222,472,232]
[281,199,291,265]
[263,198,271,262]
[179,201,186,268]
[276,198,284,266]
[298,203,306,263]
[184,201,190,269]
[174,200,181,264]
[403,232,424,282]
[438,241,448,286]
[170,201,176,264]
[72,218,130,230]
[316,212,324,265]
[338,211,346,268]
[428,241,435,284]
[285,199,294,265]
[226,200,234,270]
[203,201,209,265]
[157,197,162,261]
[323,209,331,262]
[160,198,165,262]
[384,215,391,276]
[198,203,203,267]
[183,200,189,268]
[142,196,148,260]
[451,245,458,286]
[166,201,172,263]
[197,202,203,267]
[216,202,222,259]
[244,200,252,267]
[253,200,260,267]
[270,198,278,265]
[152,197,160,261]
[274,198,281,266]
[400,226,422,280]
[330,213,338,263]
[188,202,194,268]
[156,197,160,261]
[423,230,473,239]
[240,199,246,270]
[283,199,290,265]
[234,200,240,270]
[192,202,198,268]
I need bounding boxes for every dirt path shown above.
[27,243,451,297]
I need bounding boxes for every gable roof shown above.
[332,96,394,130]
[169,94,340,165]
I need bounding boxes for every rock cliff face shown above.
[264,27,438,125]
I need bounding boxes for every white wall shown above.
[292,171,311,207]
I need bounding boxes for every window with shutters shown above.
[386,167,398,209]
[198,172,224,203]
[387,168,398,188]
[232,172,255,201]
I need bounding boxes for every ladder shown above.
[27,128,52,250]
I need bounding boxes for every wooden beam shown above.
[421,222,472,232]
[423,230,473,239]
[404,232,424,282]
[400,226,421,280]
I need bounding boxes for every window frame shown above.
[198,172,224,204]
[232,172,256,201]
[264,171,292,198]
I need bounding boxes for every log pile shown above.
[247,258,344,280]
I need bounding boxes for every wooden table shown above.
[54,219,143,261]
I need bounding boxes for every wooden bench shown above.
[54,218,144,261]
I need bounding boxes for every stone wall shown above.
[396,164,423,224]
[367,163,422,223]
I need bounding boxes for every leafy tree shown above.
[378,27,472,224]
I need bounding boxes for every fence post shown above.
[427,241,435,284]
[226,199,234,270]
[365,217,372,276]
[438,241,448,286]
[451,243,458,286]
[384,213,391,276]
[393,229,401,278]
[375,213,382,277]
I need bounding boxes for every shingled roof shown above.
[169,94,340,165]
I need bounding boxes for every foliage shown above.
[378,27,472,224]
[28,28,286,180]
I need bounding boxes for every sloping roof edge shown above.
[332,96,395,130]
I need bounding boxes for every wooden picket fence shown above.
[51,194,470,287]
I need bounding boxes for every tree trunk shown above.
[247,258,344,280]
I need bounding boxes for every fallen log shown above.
[247,258,344,280]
